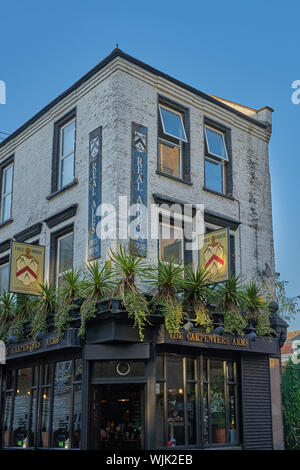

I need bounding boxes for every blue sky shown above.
[1,0,300,329]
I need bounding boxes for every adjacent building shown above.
[0,49,287,450]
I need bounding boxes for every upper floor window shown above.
[1,162,14,223]
[57,231,73,288]
[51,109,76,194]
[59,119,75,189]
[159,221,183,265]
[204,126,228,194]
[158,100,190,182]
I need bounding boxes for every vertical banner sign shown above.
[131,122,148,256]
[199,228,230,283]
[9,241,45,296]
[88,127,102,261]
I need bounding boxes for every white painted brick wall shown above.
[0,61,275,292]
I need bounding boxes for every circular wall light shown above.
[116,362,131,376]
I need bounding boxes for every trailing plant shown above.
[109,245,150,341]
[216,275,247,335]
[244,281,272,336]
[55,269,86,339]
[31,282,57,340]
[182,265,216,332]
[0,291,15,343]
[79,261,114,337]
[148,259,184,334]
[282,358,300,449]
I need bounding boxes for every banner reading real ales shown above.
[199,228,230,283]
[9,242,45,296]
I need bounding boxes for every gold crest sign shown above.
[199,228,230,283]
[9,242,45,296]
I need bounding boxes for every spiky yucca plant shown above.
[244,281,271,336]
[183,265,216,332]
[109,245,150,341]
[0,291,15,343]
[31,282,57,340]
[148,259,184,334]
[216,275,247,335]
[55,269,86,339]
[79,262,114,337]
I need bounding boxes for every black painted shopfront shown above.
[0,303,287,450]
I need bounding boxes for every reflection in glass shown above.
[72,383,81,448]
[186,358,195,381]
[167,357,184,446]
[202,384,209,445]
[210,360,226,444]
[3,392,13,447]
[159,141,181,177]
[40,388,51,447]
[12,368,32,447]
[186,383,196,444]
[155,382,165,447]
[205,158,223,193]
[52,361,72,448]
[228,385,237,444]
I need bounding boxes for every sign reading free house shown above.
[131,122,148,256]
[199,228,230,283]
[9,241,45,296]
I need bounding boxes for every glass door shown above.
[91,384,143,450]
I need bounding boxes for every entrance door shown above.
[91,384,144,450]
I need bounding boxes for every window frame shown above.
[58,118,76,190]
[158,137,182,179]
[157,96,191,184]
[204,155,225,194]
[159,220,184,266]
[0,257,9,293]
[56,231,74,288]
[51,109,76,195]
[159,104,188,143]
[203,118,233,197]
[49,224,74,287]
[204,125,228,161]
[0,156,14,225]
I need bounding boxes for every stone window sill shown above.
[46,178,78,200]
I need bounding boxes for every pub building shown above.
[0,49,287,450]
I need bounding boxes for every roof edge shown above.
[0,48,269,150]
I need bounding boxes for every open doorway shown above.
[91,383,144,450]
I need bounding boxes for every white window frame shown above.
[159,221,184,266]
[204,156,225,194]
[56,232,73,288]
[58,119,75,190]
[204,125,228,161]
[159,105,188,142]
[1,163,14,224]
[159,137,182,178]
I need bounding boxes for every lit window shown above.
[0,263,9,292]
[1,163,13,223]
[159,105,187,142]
[57,232,73,287]
[160,222,183,265]
[204,126,228,161]
[59,119,75,189]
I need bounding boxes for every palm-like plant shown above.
[79,262,114,337]
[109,245,150,341]
[216,275,247,336]
[148,259,184,334]
[0,291,15,343]
[55,269,86,339]
[244,281,271,335]
[183,265,216,332]
[12,294,37,340]
[31,282,57,340]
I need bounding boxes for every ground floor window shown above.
[1,358,82,449]
[156,354,239,447]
